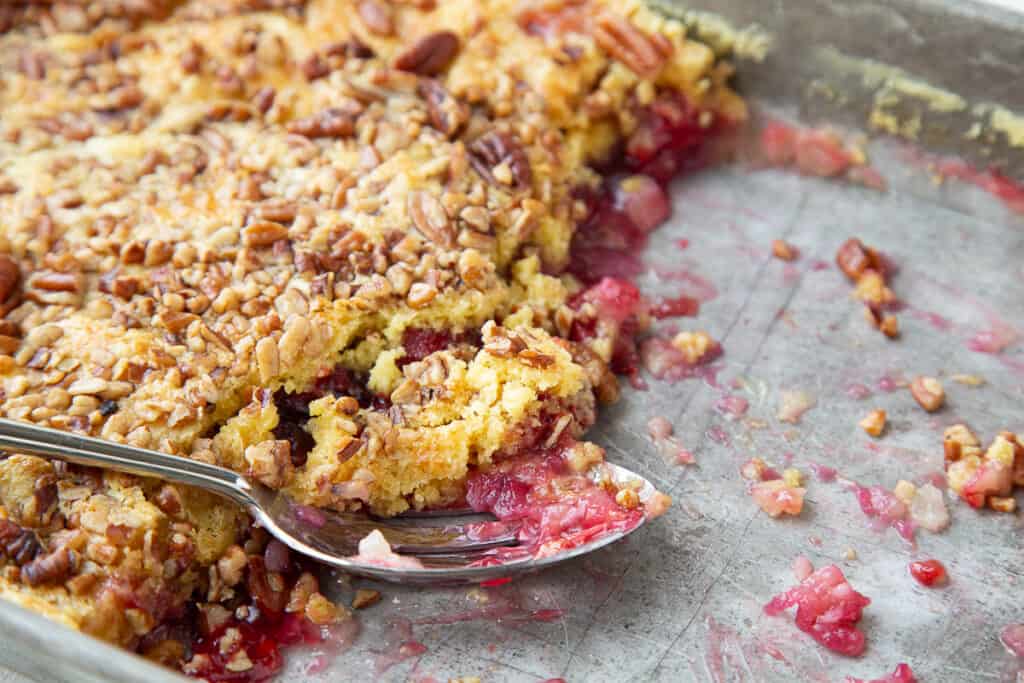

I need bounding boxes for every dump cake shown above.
[0,0,743,677]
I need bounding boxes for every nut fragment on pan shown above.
[0,0,746,678]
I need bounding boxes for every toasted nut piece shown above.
[357,0,393,35]
[946,454,980,495]
[408,191,454,247]
[835,238,883,281]
[879,314,899,338]
[216,545,247,587]
[989,496,1017,513]
[893,480,917,505]
[242,221,288,247]
[910,376,944,412]
[592,12,671,76]
[305,592,345,625]
[419,79,468,138]
[563,441,604,473]
[615,488,640,509]
[406,282,437,309]
[740,457,768,481]
[859,409,887,437]
[255,337,280,383]
[670,331,717,365]
[853,271,894,305]
[393,31,460,75]
[781,468,803,488]
[771,239,798,261]
[984,434,1018,467]
[243,440,294,488]
[0,255,21,302]
[352,588,381,609]
[943,424,979,466]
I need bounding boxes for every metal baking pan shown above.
[2,1,1022,681]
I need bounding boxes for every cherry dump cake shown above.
[0,0,743,677]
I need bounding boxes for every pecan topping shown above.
[394,31,460,75]
[28,271,83,293]
[772,239,798,261]
[469,131,532,190]
[518,349,555,368]
[419,79,468,138]
[408,191,454,247]
[28,474,58,527]
[358,0,394,36]
[180,42,204,74]
[247,556,288,613]
[910,376,945,413]
[286,108,356,138]
[0,519,41,566]
[0,255,21,303]
[244,440,294,488]
[22,547,74,586]
[253,86,276,115]
[300,53,330,81]
[19,50,46,80]
[592,13,672,76]
[242,221,289,248]
[835,238,884,282]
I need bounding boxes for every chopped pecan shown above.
[19,50,46,80]
[300,53,330,81]
[157,311,198,335]
[418,79,468,138]
[252,86,276,115]
[155,484,183,516]
[28,271,83,293]
[484,333,527,358]
[0,519,41,565]
[337,437,363,463]
[247,556,288,613]
[772,239,798,261]
[180,42,204,74]
[859,409,887,437]
[358,0,394,36]
[242,221,289,248]
[286,108,356,138]
[393,31,460,75]
[835,238,884,282]
[352,588,381,609]
[21,547,73,586]
[518,349,555,368]
[244,440,294,488]
[469,131,532,190]
[910,376,945,413]
[408,191,454,247]
[592,13,671,76]
[27,474,58,527]
[0,255,21,303]
[253,200,298,224]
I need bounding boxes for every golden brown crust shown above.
[0,0,743,657]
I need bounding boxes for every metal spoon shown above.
[0,418,658,584]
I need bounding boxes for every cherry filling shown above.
[566,94,729,382]
[176,546,358,683]
[398,326,479,366]
[908,559,946,587]
[764,563,871,657]
[464,442,644,563]
[272,366,388,466]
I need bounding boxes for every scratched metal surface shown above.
[2,1,1024,682]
